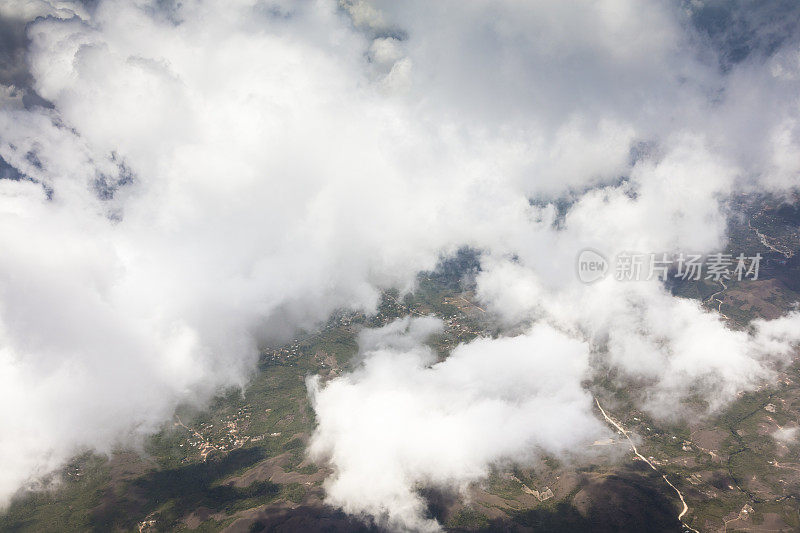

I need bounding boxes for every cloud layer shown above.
[0,0,799,525]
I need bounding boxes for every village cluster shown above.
[176,406,255,460]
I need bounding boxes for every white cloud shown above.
[308,318,605,531]
[0,0,87,21]
[0,0,799,524]
[772,426,799,444]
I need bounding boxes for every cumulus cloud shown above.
[308,318,606,531]
[0,0,800,526]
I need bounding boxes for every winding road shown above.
[705,279,729,319]
[749,220,794,258]
[594,398,700,533]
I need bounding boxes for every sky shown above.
[0,0,800,529]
